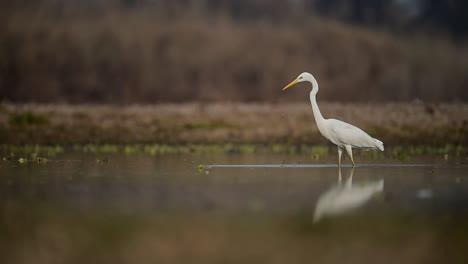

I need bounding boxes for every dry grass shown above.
[1,103,467,145]
[2,8,468,103]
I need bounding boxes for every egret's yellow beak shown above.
[282,79,298,91]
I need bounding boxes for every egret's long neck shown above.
[309,79,325,126]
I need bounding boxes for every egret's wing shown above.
[327,119,377,149]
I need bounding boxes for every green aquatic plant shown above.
[272,144,284,153]
[10,154,49,164]
[239,144,256,154]
[309,146,329,160]
[124,145,138,155]
[0,144,466,161]
[36,157,48,164]
[26,151,48,163]
[197,164,205,173]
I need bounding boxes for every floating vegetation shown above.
[36,157,48,164]
[197,164,206,173]
[96,157,110,164]
[13,155,48,164]
[1,145,64,159]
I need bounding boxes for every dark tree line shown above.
[310,0,468,38]
[419,0,468,37]
[4,0,468,38]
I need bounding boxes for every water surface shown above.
[1,153,467,263]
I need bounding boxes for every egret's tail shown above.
[374,138,384,151]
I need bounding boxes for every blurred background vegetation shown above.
[1,0,468,103]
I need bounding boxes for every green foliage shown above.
[9,112,49,127]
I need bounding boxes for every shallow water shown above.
[1,153,468,263]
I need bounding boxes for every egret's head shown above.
[282,72,314,91]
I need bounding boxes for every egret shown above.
[282,72,384,167]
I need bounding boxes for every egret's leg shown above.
[337,147,343,167]
[345,145,355,167]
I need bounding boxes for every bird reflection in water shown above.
[313,167,384,222]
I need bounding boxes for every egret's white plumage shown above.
[282,72,384,166]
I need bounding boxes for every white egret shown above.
[282,72,384,166]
